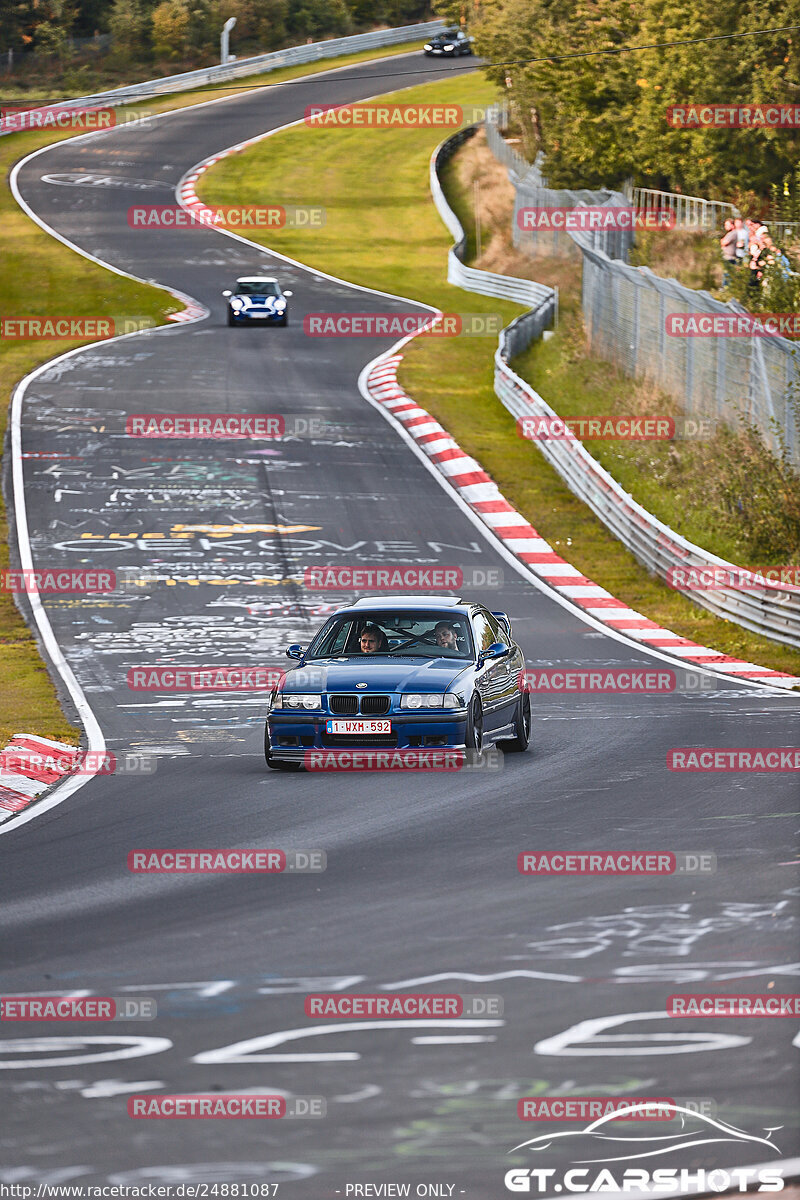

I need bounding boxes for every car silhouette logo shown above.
[355,683,368,689]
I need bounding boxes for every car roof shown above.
[236,276,278,283]
[341,596,467,610]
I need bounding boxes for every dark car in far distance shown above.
[423,28,473,56]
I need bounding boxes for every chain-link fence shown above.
[484,110,800,468]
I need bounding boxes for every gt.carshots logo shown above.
[505,1105,784,1192]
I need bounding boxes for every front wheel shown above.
[465,694,484,756]
[227,309,235,326]
[265,723,302,771]
[505,692,531,752]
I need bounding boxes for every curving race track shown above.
[1,49,800,1194]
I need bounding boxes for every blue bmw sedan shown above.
[264,597,529,769]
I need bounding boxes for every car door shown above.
[472,609,508,733]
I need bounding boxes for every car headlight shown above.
[444,44,454,50]
[400,693,457,709]
[273,693,323,710]
[274,299,286,309]
[424,43,432,49]
[230,297,244,310]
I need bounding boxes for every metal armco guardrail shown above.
[431,127,800,650]
[430,129,554,320]
[0,21,445,136]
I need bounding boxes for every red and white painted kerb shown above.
[365,355,800,688]
[0,734,79,824]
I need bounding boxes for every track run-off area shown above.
[1,48,799,1193]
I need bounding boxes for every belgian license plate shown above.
[326,719,391,735]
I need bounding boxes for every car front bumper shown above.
[267,710,468,763]
[230,308,285,322]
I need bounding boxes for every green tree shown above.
[152,0,191,57]
[107,0,152,62]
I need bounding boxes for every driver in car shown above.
[434,621,459,651]
[359,625,386,653]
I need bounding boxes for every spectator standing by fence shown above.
[720,218,737,283]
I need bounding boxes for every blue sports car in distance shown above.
[264,596,529,769]
[222,276,292,326]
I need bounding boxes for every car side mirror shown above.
[491,611,512,639]
[222,290,232,297]
[286,644,306,660]
[283,290,293,297]
[480,641,509,664]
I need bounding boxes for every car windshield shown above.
[306,610,474,660]
[236,281,280,296]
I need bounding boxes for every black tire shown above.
[277,314,287,326]
[227,310,235,326]
[264,723,302,771]
[505,691,531,752]
[465,694,484,756]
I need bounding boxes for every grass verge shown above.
[199,95,800,676]
[0,39,433,747]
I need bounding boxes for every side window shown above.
[472,611,496,651]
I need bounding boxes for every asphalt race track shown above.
[2,49,799,1194]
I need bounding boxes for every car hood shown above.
[284,657,469,692]
[234,294,281,308]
